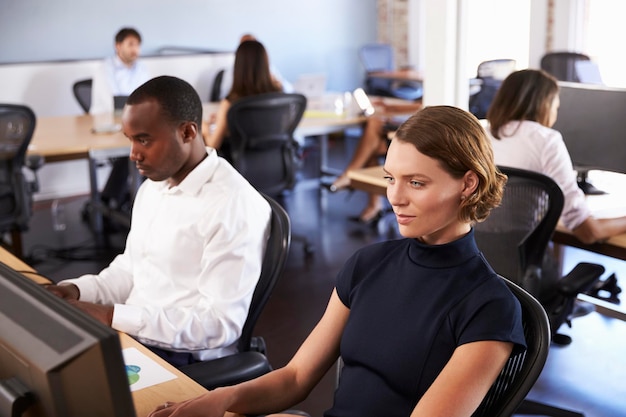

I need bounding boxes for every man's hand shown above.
[46,283,80,300]
[67,300,114,326]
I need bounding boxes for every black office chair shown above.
[359,43,422,101]
[209,69,225,102]
[472,276,550,417]
[540,52,591,82]
[474,166,605,417]
[224,92,314,255]
[180,193,291,389]
[469,59,516,119]
[0,104,43,259]
[72,78,93,114]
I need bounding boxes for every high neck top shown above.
[407,229,479,269]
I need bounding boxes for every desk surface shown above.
[0,247,244,417]
[29,113,128,162]
[29,99,365,163]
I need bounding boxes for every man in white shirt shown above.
[90,27,151,114]
[47,76,272,367]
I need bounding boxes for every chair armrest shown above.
[179,351,272,390]
[520,266,542,298]
[558,262,605,296]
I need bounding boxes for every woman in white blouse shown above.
[485,69,626,244]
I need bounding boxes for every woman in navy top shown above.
[150,106,526,417]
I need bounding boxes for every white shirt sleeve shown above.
[538,130,591,230]
[90,61,114,115]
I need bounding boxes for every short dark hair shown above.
[127,76,203,128]
[115,27,142,44]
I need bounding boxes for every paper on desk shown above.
[122,347,177,392]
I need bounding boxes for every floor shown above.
[16,134,626,417]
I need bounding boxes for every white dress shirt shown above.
[90,55,150,114]
[486,120,591,230]
[61,149,271,361]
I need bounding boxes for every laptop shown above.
[113,95,129,111]
[293,74,327,98]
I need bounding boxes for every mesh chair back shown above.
[0,104,37,232]
[227,93,307,197]
[476,59,517,80]
[73,79,93,114]
[540,52,591,82]
[210,69,225,102]
[237,193,291,352]
[472,276,550,417]
[470,59,516,119]
[474,166,564,297]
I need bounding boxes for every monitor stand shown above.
[577,169,606,195]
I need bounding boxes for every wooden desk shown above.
[30,101,365,174]
[347,165,387,195]
[29,101,365,231]
[552,171,626,260]
[28,113,128,163]
[0,247,243,417]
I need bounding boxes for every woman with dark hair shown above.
[150,106,525,417]
[203,40,282,151]
[486,68,626,244]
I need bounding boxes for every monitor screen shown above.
[113,95,129,111]
[552,82,626,193]
[0,261,136,417]
[553,82,626,175]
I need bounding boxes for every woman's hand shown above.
[148,392,229,417]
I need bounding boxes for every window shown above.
[582,0,626,87]
[465,0,531,78]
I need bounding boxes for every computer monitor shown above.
[0,261,136,417]
[113,95,129,111]
[552,81,626,194]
